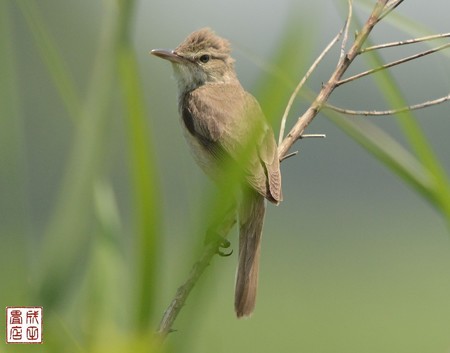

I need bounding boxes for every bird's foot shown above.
[205,229,233,257]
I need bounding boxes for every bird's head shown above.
[151,28,237,93]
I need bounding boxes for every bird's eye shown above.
[199,54,210,63]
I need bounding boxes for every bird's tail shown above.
[235,190,266,318]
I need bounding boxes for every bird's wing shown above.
[183,83,282,203]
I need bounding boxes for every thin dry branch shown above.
[278,0,389,159]
[339,0,354,65]
[325,94,450,116]
[337,42,450,86]
[379,0,404,21]
[278,0,354,146]
[278,32,343,145]
[361,32,450,53]
[279,134,327,162]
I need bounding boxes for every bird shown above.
[151,28,282,317]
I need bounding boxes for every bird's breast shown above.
[180,118,218,179]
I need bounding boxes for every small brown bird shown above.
[151,28,282,317]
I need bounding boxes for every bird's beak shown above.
[150,49,187,64]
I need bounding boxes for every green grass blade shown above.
[0,0,30,306]
[117,26,161,331]
[16,0,81,120]
[325,5,450,224]
[37,0,124,309]
[361,39,450,220]
[327,112,437,204]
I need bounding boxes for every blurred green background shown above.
[2,0,450,352]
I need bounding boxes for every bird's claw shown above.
[206,228,233,257]
[217,238,233,257]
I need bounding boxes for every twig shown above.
[278,0,389,160]
[337,43,450,86]
[378,0,404,22]
[300,133,327,139]
[280,151,298,162]
[338,0,353,65]
[278,32,344,145]
[360,32,450,53]
[278,0,356,146]
[279,134,326,162]
[325,94,450,116]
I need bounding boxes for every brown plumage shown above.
[151,28,282,317]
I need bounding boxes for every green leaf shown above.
[118,27,161,330]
